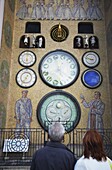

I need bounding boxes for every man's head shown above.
[94,91,101,99]
[48,122,65,142]
[22,90,28,98]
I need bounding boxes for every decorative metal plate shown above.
[81,69,103,88]
[50,24,69,42]
[3,133,29,152]
[36,90,81,132]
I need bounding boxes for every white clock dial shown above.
[46,100,72,123]
[39,50,80,88]
[37,90,81,132]
[82,51,100,68]
[16,68,37,88]
[18,51,36,67]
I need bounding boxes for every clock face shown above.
[16,68,37,88]
[81,69,103,89]
[18,51,36,67]
[37,90,81,132]
[82,51,100,68]
[39,50,80,88]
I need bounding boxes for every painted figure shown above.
[16,0,29,19]
[72,0,87,20]
[30,0,37,19]
[64,0,73,20]
[55,0,65,20]
[32,35,36,47]
[86,0,94,20]
[80,91,105,130]
[84,35,89,48]
[91,0,103,20]
[40,0,46,20]
[38,37,43,47]
[31,1,41,19]
[15,90,32,138]
[24,35,29,45]
[46,0,55,20]
[76,36,82,47]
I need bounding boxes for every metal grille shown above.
[0,128,112,166]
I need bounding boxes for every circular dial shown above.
[50,24,69,42]
[37,90,81,132]
[81,69,103,89]
[39,50,80,88]
[18,51,36,67]
[82,51,100,68]
[16,68,37,88]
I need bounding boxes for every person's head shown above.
[83,130,106,161]
[48,122,65,142]
[94,91,101,99]
[22,90,28,98]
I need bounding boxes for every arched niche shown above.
[35,35,45,48]
[89,36,99,49]
[19,35,30,48]
[73,36,83,48]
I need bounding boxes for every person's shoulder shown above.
[75,156,86,169]
[16,98,21,103]
[76,156,85,163]
[107,157,112,163]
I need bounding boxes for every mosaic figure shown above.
[46,0,55,20]
[15,90,32,138]
[80,91,105,130]
[72,0,79,20]
[72,0,87,20]
[84,35,89,48]
[91,0,103,20]
[40,0,46,19]
[86,0,94,20]
[78,0,87,19]
[64,0,73,20]
[0,60,9,89]
[16,0,29,19]
[55,0,65,20]
[31,1,41,19]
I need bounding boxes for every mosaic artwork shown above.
[80,91,105,131]
[0,60,9,89]
[4,20,12,48]
[15,90,32,138]
[16,0,103,20]
[8,0,15,12]
[0,102,6,128]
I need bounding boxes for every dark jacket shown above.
[30,141,77,170]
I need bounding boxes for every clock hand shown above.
[50,111,56,114]
[85,57,94,60]
[64,110,68,114]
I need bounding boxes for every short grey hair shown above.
[48,122,65,142]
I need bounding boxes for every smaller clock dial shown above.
[81,69,103,89]
[39,50,80,88]
[82,51,100,68]
[18,51,36,67]
[16,68,37,88]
